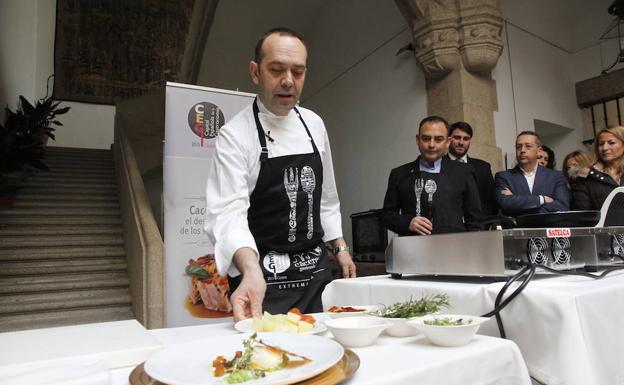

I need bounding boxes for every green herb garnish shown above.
[214,333,303,384]
[221,333,265,383]
[375,293,450,318]
[185,264,211,279]
[424,317,472,326]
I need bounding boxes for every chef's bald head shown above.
[254,27,307,64]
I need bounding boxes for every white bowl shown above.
[374,316,422,337]
[408,314,489,347]
[324,316,390,347]
[326,305,378,319]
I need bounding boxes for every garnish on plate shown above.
[374,293,450,318]
[424,316,473,326]
[212,333,311,384]
[328,306,367,313]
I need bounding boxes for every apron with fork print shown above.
[227,99,332,314]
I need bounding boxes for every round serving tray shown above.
[129,348,360,385]
[515,210,601,228]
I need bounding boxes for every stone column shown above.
[395,0,504,171]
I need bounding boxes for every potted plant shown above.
[0,95,70,207]
[7,95,70,146]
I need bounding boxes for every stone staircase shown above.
[0,147,134,332]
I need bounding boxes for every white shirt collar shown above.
[520,165,539,193]
[419,157,442,173]
[448,153,468,163]
[520,164,538,177]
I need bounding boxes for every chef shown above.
[205,28,356,321]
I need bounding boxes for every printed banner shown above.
[163,82,254,327]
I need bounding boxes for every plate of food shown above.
[326,305,378,318]
[144,332,344,385]
[235,308,327,334]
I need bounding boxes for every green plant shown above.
[8,95,70,143]
[0,94,70,190]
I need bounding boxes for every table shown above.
[110,320,529,385]
[322,270,624,385]
[0,318,530,385]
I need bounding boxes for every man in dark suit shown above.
[495,131,569,217]
[382,116,482,236]
[447,121,497,215]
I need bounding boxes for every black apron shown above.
[228,99,332,314]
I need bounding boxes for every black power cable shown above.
[480,260,624,338]
[481,264,535,338]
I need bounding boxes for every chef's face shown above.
[515,134,540,168]
[249,33,307,116]
[417,121,450,163]
[449,128,472,157]
[597,132,624,164]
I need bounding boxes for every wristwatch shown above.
[328,245,350,254]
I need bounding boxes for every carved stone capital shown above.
[412,25,460,77]
[397,0,460,78]
[396,0,503,77]
[457,1,503,73]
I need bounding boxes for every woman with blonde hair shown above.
[562,150,593,187]
[571,126,624,210]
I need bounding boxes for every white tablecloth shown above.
[108,318,530,385]
[322,270,624,385]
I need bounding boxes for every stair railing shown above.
[113,119,164,329]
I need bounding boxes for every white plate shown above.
[325,305,378,318]
[234,318,327,334]
[144,333,343,385]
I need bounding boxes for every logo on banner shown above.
[188,102,225,139]
[263,251,290,279]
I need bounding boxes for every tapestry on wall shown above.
[53,0,194,105]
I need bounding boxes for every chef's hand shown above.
[231,248,266,321]
[409,216,432,235]
[336,250,357,278]
[327,237,356,278]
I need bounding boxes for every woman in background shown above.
[538,145,556,169]
[571,126,624,210]
[562,150,593,187]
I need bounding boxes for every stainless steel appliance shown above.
[385,226,624,278]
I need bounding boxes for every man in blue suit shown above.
[495,131,569,217]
